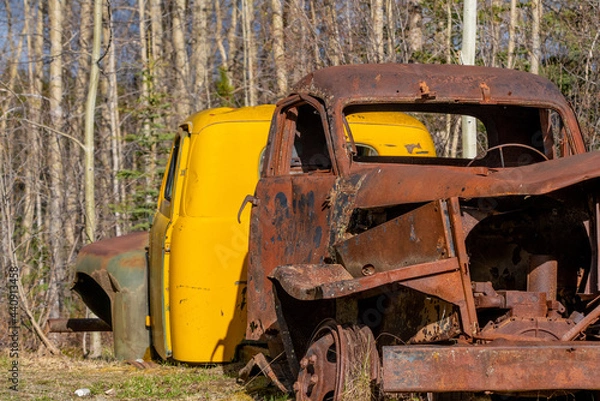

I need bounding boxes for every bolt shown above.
[308,354,317,365]
[300,358,309,369]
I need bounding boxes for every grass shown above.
[0,351,292,401]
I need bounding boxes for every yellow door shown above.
[148,128,189,359]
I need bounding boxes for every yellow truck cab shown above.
[149,105,275,362]
[72,105,435,363]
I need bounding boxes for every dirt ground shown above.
[0,350,290,401]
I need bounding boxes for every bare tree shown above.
[507,0,518,69]
[242,0,257,105]
[192,0,211,107]
[271,0,287,96]
[407,0,424,58]
[371,0,384,62]
[149,0,164,92]
[288,0,309,83]
[385,0,396,62]
[21,0,39,253]
[172,0,191,117]
[530,0,542,74]
[82,0,104,359]
[324,0,343,66]
[47,0,67,322]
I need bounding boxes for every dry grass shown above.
[0,350,291,401]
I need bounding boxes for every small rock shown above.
[74,388,91,397]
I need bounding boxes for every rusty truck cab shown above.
[247,64,600,400]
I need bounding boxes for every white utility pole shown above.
[461,0,477,158]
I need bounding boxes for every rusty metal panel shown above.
[351,151,600,209]
[501,291,548,318]
[74,231,148,297]
[478,315,574,341]
[334,200,454,277]
[382,342,600,392]
[270,258,459,300]
[72,232,150,360]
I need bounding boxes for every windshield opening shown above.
[343,103,565,168]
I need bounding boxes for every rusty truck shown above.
[244,63,600,399]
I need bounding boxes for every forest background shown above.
[0,0,599,354]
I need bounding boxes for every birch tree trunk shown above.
[149,0,164,90]
[371,0,384,63]
[192,0,210,108]
[47,0,67,322]
[408,0,423,57]
[172,0,191,117]
[21,0,38,258]
[345,1,355,62]
[289,0,308,83]
[226,0,239,85]
[507,0,517,69]
[139,0,157,208]
[21,0,34,254]
[309,0,320,67]
[241,0,257,105]
[271,0,287,96]
[84,0,104,359]
[75,0,92,145]
[31,0,44,261]
[386,0,396,62]
[214,0,236,105]
[62,4,80,281]
[325,0,343,66]
[214,0,228,72]
[530,0,542,75]
[105,1,123,238]
[444,0,454,157]
[490,0,502,67]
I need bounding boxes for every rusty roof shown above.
[292,64,571,110]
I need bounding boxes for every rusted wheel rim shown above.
[295,320,346,401]
[295,320,378,401]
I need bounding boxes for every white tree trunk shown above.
[371,0,384,62]
[386,0,396,62]
[408,0,424,55]
[325,0,343,66]
[461,0,477,158]
[271,0,287,96]
[47,0,66,321]
[22,0,40,256]
[172,0,191,117]
[507,0,517,69]
[149,0,164,89]
[530,0,542,74]
[192,0,210,107]
[242,0,257,105]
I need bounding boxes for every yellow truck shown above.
[69,104,435,362]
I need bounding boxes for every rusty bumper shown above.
[382,341,600,392]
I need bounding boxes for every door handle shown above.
[237,195,259,223]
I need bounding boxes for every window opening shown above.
[164,136,181,201]
[288,103,332,173]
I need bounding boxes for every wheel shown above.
[294,319,379,401]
